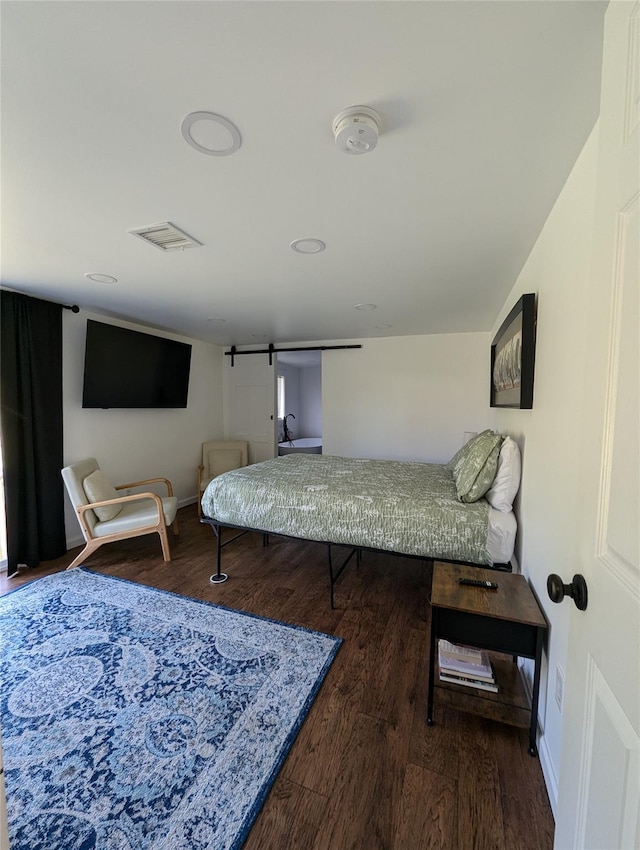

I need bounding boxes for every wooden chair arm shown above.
[77,491,164,517]
[115,477,174,497]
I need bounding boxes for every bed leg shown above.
[209,523,229,585]
[326,544,361,609]
[263,533,269,547]
[327,544,335,610]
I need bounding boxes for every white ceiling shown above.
[1,1,606,347]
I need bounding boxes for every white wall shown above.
[322,332,490,462]
[62,310,224,546]
[489,124,599,813]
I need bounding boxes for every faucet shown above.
[283,413,295,443]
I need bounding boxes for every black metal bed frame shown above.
[200,517,512,609]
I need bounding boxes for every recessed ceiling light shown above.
[207,317,226,323]
[290,238,326,254]
[85,273,117,283]
[375,324,392,329]
[181,111,242,156]
[355,303,377,311]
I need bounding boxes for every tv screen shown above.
[82,320,192,408]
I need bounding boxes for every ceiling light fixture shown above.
[333,106,381,155]
[85,273,117,283]
[181,111,242,156]
[290,238,326,254]
[355,303,377,311]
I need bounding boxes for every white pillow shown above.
[485,436,521,512]
[82,469,123,522]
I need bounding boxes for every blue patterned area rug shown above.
[0,569,341,850]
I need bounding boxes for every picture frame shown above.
[490,293,537,409]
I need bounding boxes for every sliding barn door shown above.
[225,353,277,465]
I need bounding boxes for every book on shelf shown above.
[439,665,495,684]
[438,639,494,681]
[439,671,499,693]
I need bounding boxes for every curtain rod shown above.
[0,287,80,313]
[224,343,362,366]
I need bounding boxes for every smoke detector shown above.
[333,106,381,155]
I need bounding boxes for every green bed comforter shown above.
[201,454,493,565]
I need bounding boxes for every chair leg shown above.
[158,526,172,561]
[197,468,203,519]
[65,539,104,570]
[172,512,180,536]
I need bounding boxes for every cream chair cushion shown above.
[200,441,249,492]
[82,469,122,521]
[91,496,178,537]
[206,447,245,482]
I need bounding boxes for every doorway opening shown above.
[276,350,322,453]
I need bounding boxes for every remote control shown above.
[458,578,498,589]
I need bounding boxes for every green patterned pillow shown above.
[446,443,467,472]
[459,442,502,503]
[452,431,503,503]
[447,429,494,473]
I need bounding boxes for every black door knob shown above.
[547,573,588,611]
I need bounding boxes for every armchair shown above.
[61,458,179,570]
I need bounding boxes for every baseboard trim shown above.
[538,726,558,820]
[518,660,557,819]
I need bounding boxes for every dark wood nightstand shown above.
[427,562,547,756]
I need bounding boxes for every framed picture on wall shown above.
[490,293,537,409]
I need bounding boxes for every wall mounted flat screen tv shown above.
[82,320,192,408]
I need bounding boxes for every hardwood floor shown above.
[1,507,555,849]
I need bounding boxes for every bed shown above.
[201,431,520,606]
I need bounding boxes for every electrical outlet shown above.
[555,665,565,713]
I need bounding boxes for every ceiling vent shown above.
[128,222,202,252]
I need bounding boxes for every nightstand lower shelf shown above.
[435,653,531,729]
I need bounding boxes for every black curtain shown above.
[1,291,67,576]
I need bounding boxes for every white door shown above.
[225,352,277,465]
[554,3,639,848]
